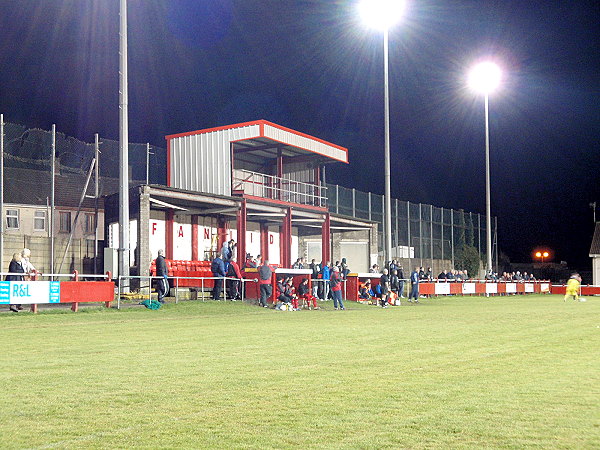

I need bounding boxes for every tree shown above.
[455,245,481,278]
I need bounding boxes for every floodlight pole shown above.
[0,114,4,273]
[383,28,393,264]
[119,0,130,289]
[484,93,492,274]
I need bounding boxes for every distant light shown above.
[535,252,542,258]
[359,0,406,31]
[542,251,549,258]
[469,61,502,94]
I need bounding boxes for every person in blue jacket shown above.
[320,261,331,300]
[408,267,420,303]
[211,254,226,300]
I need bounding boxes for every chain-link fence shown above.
[327,183,498,269]
[0,121,166,184]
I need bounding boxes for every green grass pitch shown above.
[1,295,598,448]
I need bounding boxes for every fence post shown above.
[117,276,121,310]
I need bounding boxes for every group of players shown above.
[275,277,321,310]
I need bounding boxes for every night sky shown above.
[0,1,598,269]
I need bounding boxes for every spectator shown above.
[380,269,390,305]
[321,261,331,300]
[438,269,447,281]
[211,254,226,300]
[20,248,36,280]
[398,265,405,298]
[309,259,320,298]
[341,258,350,279]
[426,267,433,281]
[220,239,235,262]
[292,258,302,269]
[258,260,272,308]
[390,269,400,295]
[285,279,300,310]
[409,267,420,303]
[298,278,319,309]
[359,280,374,300]
[330,266,345,310]
[155,249,169,304]
[226,257,243,300]
[369,264,380,273]
[389,259,399,273]
[276,277,293,308]
[418,266,426,281]
[6,253,25,312]
[244,253,257,269]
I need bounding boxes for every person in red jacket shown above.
[226,257,243,300]
[330,266,345,310]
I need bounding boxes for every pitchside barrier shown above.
[550,285,600,296]
[0,270,114,313]
[345,274,551,301]
[116,275,254,309]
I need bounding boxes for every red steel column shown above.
[237,200,247,262]
[260,222,269,262]
[314,167,321,207]
[277,149,283,200]
[322,213,331,264]
[281,207,292,268]
[191,215,199,260]
[217,218,228,255]
[166,209,174,259]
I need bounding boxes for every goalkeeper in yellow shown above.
[564,273,582,302]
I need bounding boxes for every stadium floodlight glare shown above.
[359,0,406,31]
[543,251,549,258]
[535,252,542,258]
[469,61,502,94]
[358,0,406,264]
[469,60,502,275]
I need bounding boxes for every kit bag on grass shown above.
[140,299,162,310]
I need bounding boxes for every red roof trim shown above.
[165,120,264,140]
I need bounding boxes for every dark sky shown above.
[0,0,598,269]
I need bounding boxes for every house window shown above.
[59,211,71,233]
[84,213,96,234]
[34,210,46,231]
[6,209,19,229]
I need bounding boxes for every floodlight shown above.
[469,61,502,94]
[359,0,406,31]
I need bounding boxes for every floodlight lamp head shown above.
[359,0,406,31]
[469,61,502,94]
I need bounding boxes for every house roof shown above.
[4,166,126,209]
[590,222,600,256]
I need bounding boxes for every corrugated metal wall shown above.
[169,124,260,196]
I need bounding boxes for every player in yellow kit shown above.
[564,273,582,302]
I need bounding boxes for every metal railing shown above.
[116,275,256,309]
[233,169,327,207]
